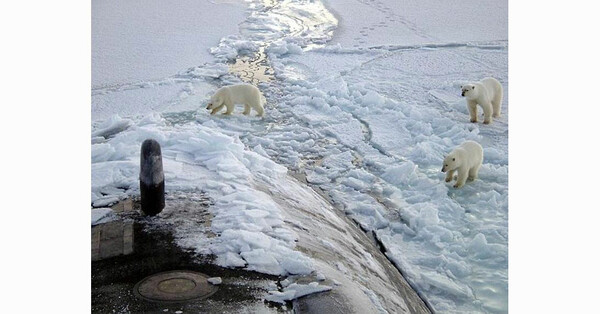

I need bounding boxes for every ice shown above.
[264,290,296,304]
[259,4,507,310]
[268,39,303,56]
[91,113,314,277]
[207,277,222,285]
[484,147,506,165]
[91,143,116,163]
[409,204,440,229]
[210,35,260,61]
[91,208,116,225]
[92,0,508,311]
[468,233,506,260]
[421,271,473,299]
[185,64,229,80]
[361,90,386,107]
[265,282,332,304]
[224,230,272,250]
[215,252,246,268]
[92,0,247,86]
[381,162,418,186]
[92,196,121,208]
[240,249,284,275]
[280,278,291,288]
[92,115,132,139]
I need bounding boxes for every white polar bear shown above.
[206,84,265,116]
[441,141,483,189]
[461,77,503,124]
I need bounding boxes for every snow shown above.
[91,208,116,225]
[207,277,222,285]
[265,282,332,304]
[91,115,132,139]
[325,0,507,48]
[92,0,247,87]
[92,0,508,312]
[256,2,508,310]
[91,112,315,276]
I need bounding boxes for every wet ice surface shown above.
[92,0,507,312]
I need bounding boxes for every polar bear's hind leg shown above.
[468,165,480,181]
[256,105,264,117]
[253,98,264,116]
[492,86,503,118]
[223,101,235,115]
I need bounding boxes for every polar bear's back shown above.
[460,140,483,154]
[480,77,502,97]
[223,84,262,105]
[459,140,483,165]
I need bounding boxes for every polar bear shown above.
[206,84,265,116]
[461,77,503,124]
[441,141,483,189]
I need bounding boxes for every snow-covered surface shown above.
[92,0,247,87]
[325,0,507,48]
[260,41,508,312]
[91,208,116,225]
[92,0,508,312]
[265,282,332,304]
[207,277,222,285]
[92,113,315,277]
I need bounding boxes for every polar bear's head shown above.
[441,152,460,172]
[206,94,223,110]
[461,84,477,98]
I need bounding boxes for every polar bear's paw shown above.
[454,182,465,189]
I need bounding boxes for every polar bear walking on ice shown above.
[461,77,503,124]
[441,141,483,189]
[206,84,265,117]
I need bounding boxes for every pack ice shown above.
[92,0,508,312]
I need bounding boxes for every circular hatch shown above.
[134,270,218,302]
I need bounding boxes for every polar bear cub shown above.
[441,141,483,189]
[206,84,265,116]
[461,77,503,124]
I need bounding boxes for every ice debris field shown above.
[92,0,507,312]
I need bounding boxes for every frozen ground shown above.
[92,0,507,312]
[325,0,507,48]
[92,0,247,88]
